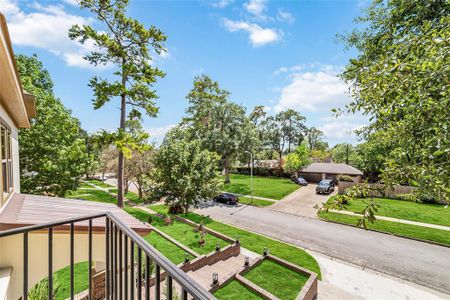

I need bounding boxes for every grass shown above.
[319,211,450,246]
[126,207,230,255]
[65,189,117,204]
[150,205,321,278]
[213,280,262,299]
[86,179,113,188]
[223,174,298,200]
[238,196,274,207]
[30,262,89,300]
[335,196,450,227]
[144,232,193,264]
[244,260,309,300]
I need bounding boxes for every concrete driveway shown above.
[270,184,336,218]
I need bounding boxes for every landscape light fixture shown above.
[212,272,219,285]
[263,247,269,256]
[244,256,250,267]
[184,252,190,263]
[216,243,220,252]
[235,235,240,244]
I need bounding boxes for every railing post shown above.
[124,235,128,300]
[119,229,123,298]
[137,247,142,300]
[70,223,75,300]
[167,276,173,300]
[48,227,53,300]
[145,255,150,300]
[130,241,134,300]
[88,219,93,300]
[23,232,28,300]
[106,218,110,299]
[155,264,160,300]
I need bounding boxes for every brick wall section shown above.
[148,243,240,287]
[91,270,105,300]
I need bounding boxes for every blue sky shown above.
[1,0,369,146]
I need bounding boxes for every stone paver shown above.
[269,184,336,218]
[186,254,248,289]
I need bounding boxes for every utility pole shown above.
[245,151,253,204]
[346,144,349,165]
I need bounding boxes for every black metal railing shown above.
[0,212,215,300]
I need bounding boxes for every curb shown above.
[316,213,450,249]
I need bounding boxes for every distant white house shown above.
[299,163,363,183]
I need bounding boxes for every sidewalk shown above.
[330,209,450,231]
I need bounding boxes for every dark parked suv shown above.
[316,179,335,195]
[213,193,239,205]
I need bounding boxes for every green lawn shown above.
[239,196,274,207]
[29,262,89,300]
[86,179,113,188]
[213,280,262,300]
[319,211,450,246]
[223,174,298,200]
[126,208,229,255]
[65,189,117,204]
[145,232,193,264]
[337,196,450,227]
[244,260,309,300]
[150,205,321,278]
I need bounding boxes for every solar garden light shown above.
[244,256,250,267]
[212,272,219,285]
[263,247,269,256]
[216,243,220,252]
[235,235,240,244]
[184,252,190,263]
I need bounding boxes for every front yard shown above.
[150,205,321,278]
[223,174,299,200]
[319,196,450,246]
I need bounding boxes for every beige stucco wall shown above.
[0,232,106,299]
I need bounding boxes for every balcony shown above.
[0,194,215,299]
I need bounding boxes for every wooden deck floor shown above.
[0,193,151,235]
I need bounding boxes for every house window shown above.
[1,124,12,204]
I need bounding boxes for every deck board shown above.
[0,193,151,235]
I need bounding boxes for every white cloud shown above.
[210,0,233,8]
[62,0,78,6]
[222,18,281,47]
[0,0,19,14]
[273,65,349,112]
[243,0,268,20]
[0,0,108,70]
[319,119,365,146]
[277,8,294,24]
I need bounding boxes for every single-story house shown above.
[299,163,363,184]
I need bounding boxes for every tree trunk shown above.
[117,66,127,208]
[224,157,230,184]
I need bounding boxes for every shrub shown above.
[337,174,354,182]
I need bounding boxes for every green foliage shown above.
[306,127,327,151]
[263,109,307,159]
[283,143,310,175]
[17,55,89,196]
[70,0,166,206]
[332,143,360,166]
[28,279,60,300]
[183,75,252,183]
[340,0,450,202]
[336,174,354,182]
[152,130,223,212]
